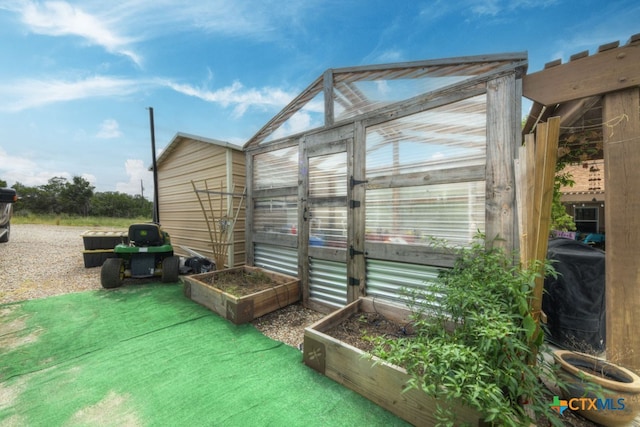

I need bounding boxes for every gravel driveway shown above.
[0,224,103,304]
[0,224,324,347]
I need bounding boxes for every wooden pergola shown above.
[523,33,640,372]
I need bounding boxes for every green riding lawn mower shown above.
[101,222,180,289]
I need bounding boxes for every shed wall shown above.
[157,138,246,268]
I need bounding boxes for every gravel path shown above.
[0,224,324,348]
[0,224,104,304]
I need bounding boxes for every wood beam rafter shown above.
[523,37,640,106]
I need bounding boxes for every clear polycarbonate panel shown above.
[334,76,470,121]
[309,153,347,198]
[253,196,298,235]
[253,145,299,190]
[308,151,348,248]
[366,95,486,178]
[309,206,348,248]
[366,181,485,247]
[262,92,325,144]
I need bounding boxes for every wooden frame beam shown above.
[523,42,640,106]
[604,87,640,372]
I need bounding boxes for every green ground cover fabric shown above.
[0,283,408,426]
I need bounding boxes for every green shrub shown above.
[369,236,563,426]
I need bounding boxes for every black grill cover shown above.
[542,238,606,352]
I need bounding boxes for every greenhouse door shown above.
[301,128,351,311]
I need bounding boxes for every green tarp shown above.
[0,283,407,426]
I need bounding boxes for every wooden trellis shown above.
[191,179,245,270]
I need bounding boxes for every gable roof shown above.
[156,132,242,168]
[244,53,528,148]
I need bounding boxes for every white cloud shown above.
[81,173,97,187]
[163,79,296,117]
[0,73,297,117]
[0,76,141,112]
[419,0,559,19]
[96,119,122,139]
[270,111,322,140]
[115,159,152,198]
[5,0,322,64]
[18,0,142,65]
[0,146,70,187]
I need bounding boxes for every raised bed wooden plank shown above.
[183,266,300,324]
[303,297,482,426]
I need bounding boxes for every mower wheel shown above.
[101,258,124,289]
[161,256,180,283]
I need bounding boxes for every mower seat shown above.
[129,223,165,247]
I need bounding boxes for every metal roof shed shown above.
[243,53,528,313]
[156,132,246,268]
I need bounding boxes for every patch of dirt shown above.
[69,391,141,426]
[197,269,276,296]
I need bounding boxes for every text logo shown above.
[551,396,626,415]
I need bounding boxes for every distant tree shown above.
[39,177,67,214]
[11,179,151,218]
[60,176,94,216]
[90,191,152,218]
[0,179,7,188]
[12,182,47,214]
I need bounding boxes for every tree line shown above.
[1,176,153,218]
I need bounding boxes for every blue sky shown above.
[0,0,638,198]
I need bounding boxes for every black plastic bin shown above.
[542,238,606,353]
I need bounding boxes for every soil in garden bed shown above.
[197,269,277,296]
[323,312,412,353]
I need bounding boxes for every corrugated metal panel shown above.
[366,259,442,305]
[157,137,246,267]
[254,243,298,277]
[309,258,347,309]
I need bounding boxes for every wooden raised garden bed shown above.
[303,296,482,426]
[183,266,300,324]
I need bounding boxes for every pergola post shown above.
[603,87,640,371]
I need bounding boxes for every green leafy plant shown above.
[551,161,576,232]
[369,236,563,426]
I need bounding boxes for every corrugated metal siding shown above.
[366,259,442,305]
[254,243,298,277]
[157,137,246,267]
[309,258,347,308]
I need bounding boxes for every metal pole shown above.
[148,107,160,223]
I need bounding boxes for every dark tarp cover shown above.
[542,238,606,352]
